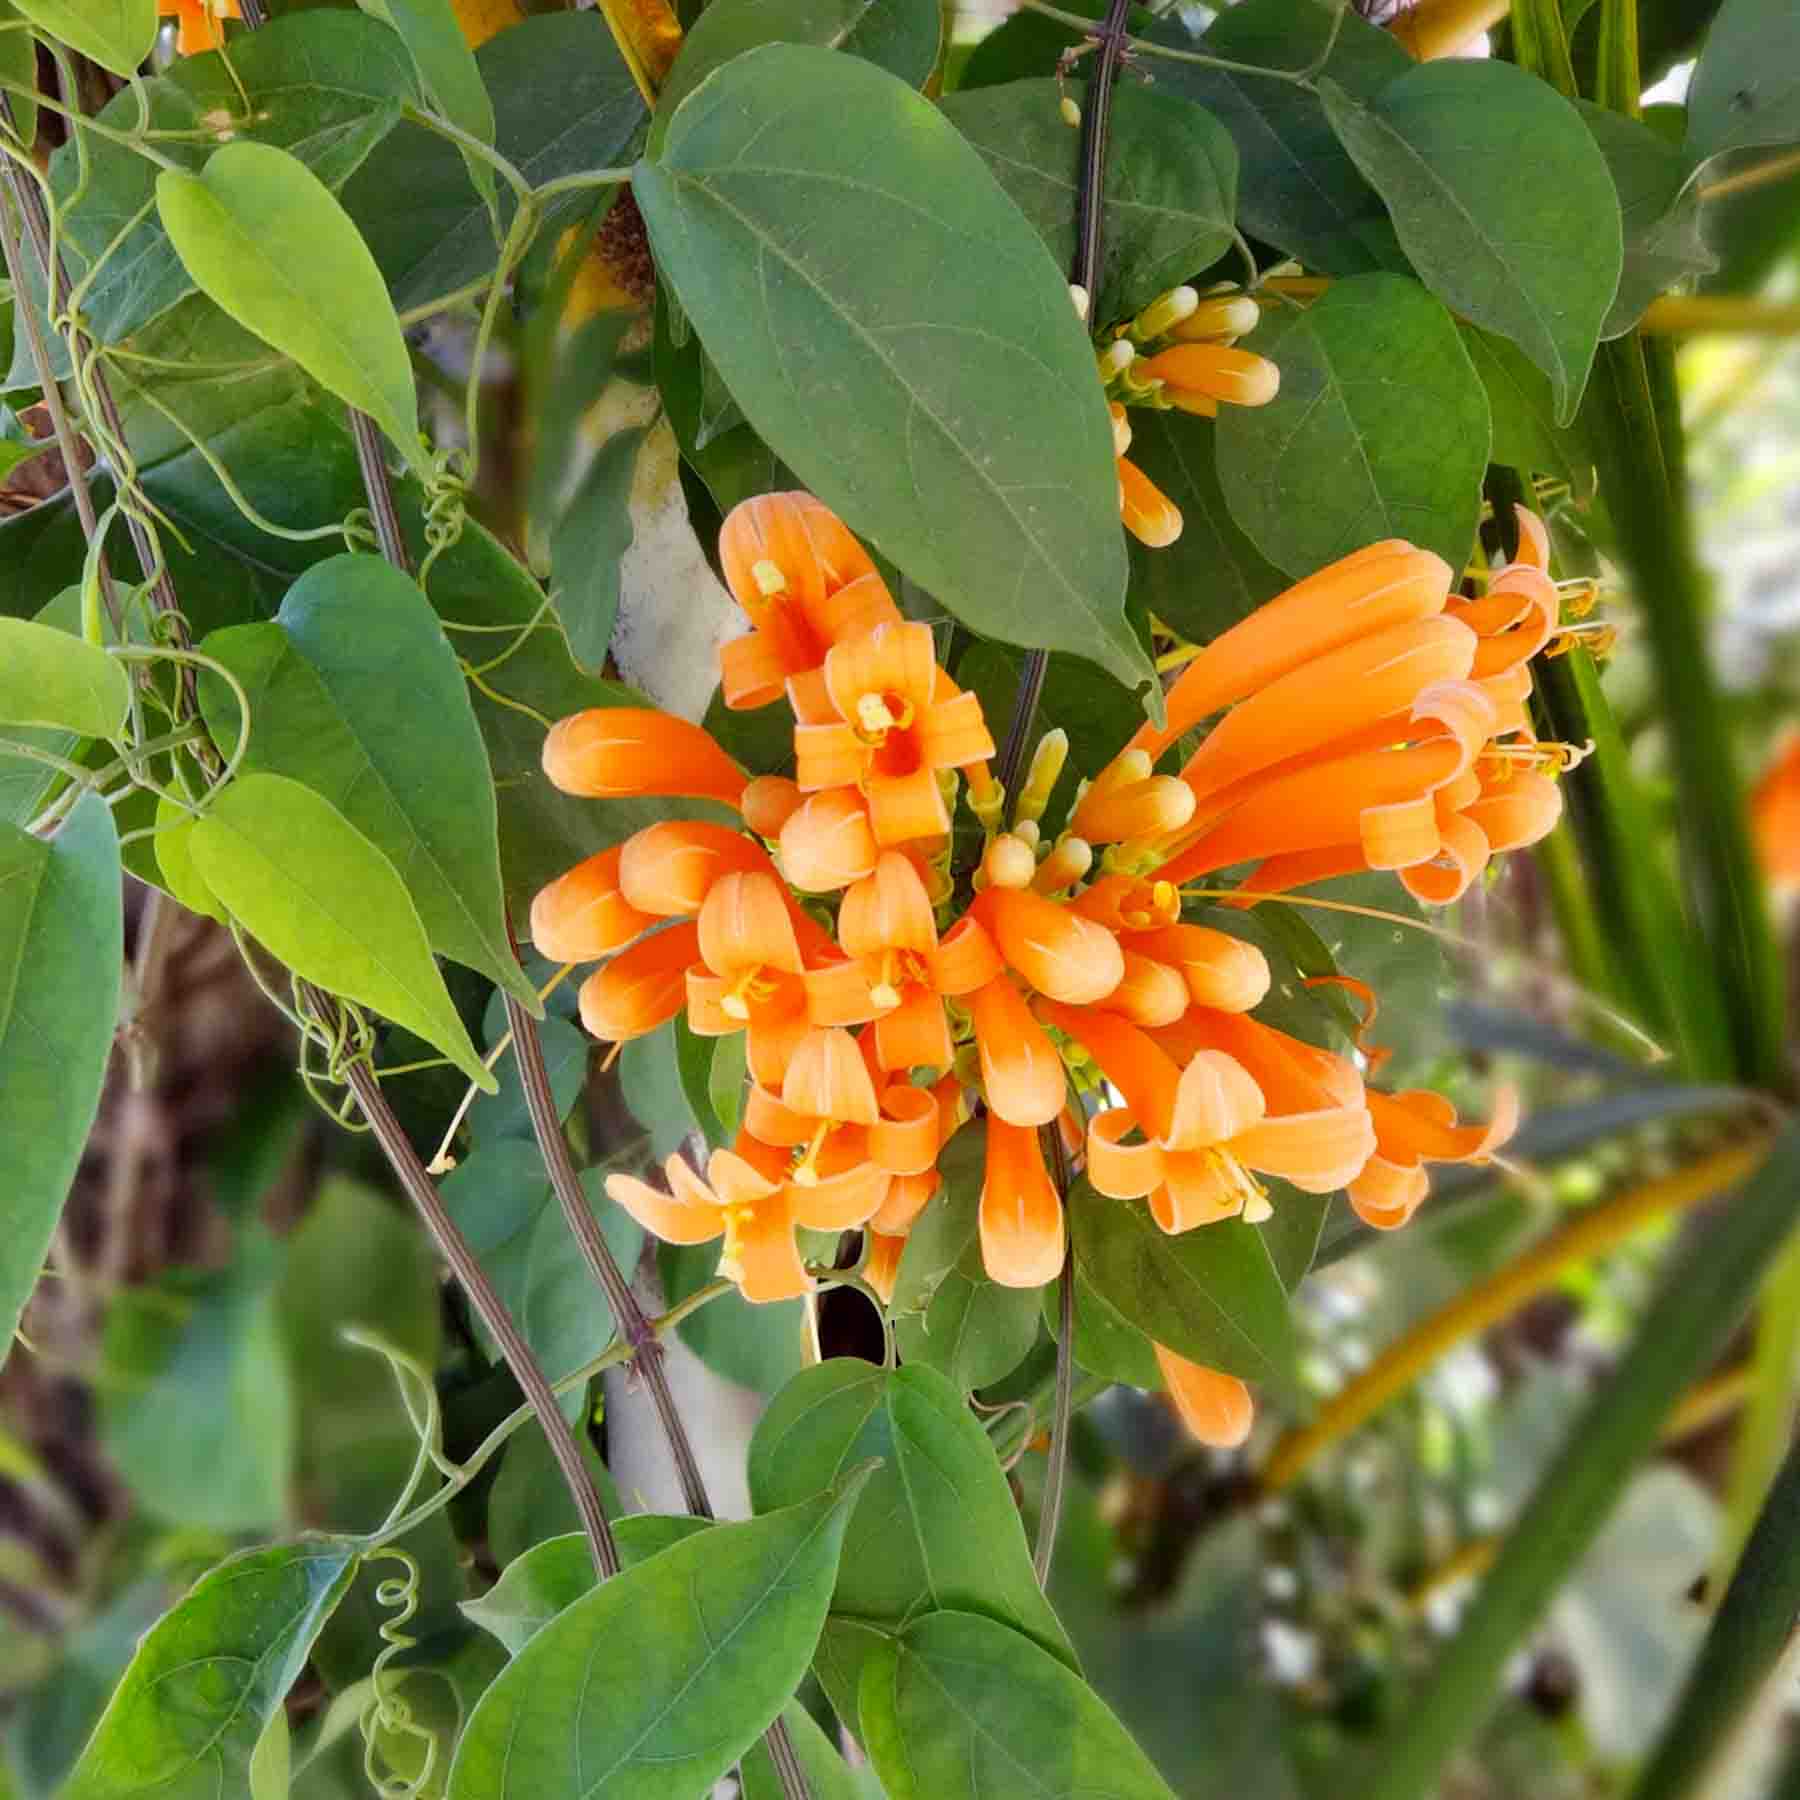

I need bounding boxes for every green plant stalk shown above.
[1506,0,1578,98]
[1631,1434,1800,1800]
[1594,0,1641,114]
[1582,335,1789,1091]
[1359,1126,1800,1800]
[1718,1230,1800,1582]
[1533,816,1633,1024]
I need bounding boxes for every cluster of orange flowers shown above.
[530,491,1570,1446]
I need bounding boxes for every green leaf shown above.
[940,77,1237,324]
[362,0,495,159]
[199,553,534,1008]
[61,1543,358,1800]
[1152,0,1411,275]
[488,1419,623,1567]
[464,1516,712,1654]
[1686,0,1800,163]
[1043,1267,1162,1389]
[636,44,1154,700]
[549,425,643,672]
[1459,323,1580,485]
[467,989,587,1144]
[446,1473,871,1798]
[661,1240,809,1392]
[438,1139,644,1405]
[1069,1179,1296,1389]
[748,1359,1074,1718]
[654,0,941,155]
[708,1029,747,1138]
[674,1014,729,1148]
[1119,409,1287,646]
[1577,100,1715,337]
[0,618,129,738]
[28,13,416,362]
[9,0,153,78]
[1360,1129,1800,1800]
[0,793,120,1362]
[890,1125,1043,1390]
[0,4,37,152]
[738,1702,868,1800]
[153,793,226,925]
[187,771,491,1089]
[859,1610,1177,1800]
[1215,272,1489,577]
[156,142,422,470]
[1319,61,1622,421]
[342,13,643,315]
[99,1228,294,1533]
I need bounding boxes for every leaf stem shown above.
[1033,1253,1076,1586]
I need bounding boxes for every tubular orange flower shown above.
[1155,1347,1254,1448]
[717,493,902,708]
[1139,343,1280,415]
[971,886,1126,1006]
[1120,923,1270,1013]
[742,775,804,839]
[1069,770,1197,844]
[1041,1003,1374,1232]
[685,871,825,1088]
[1097,950,1190,1028]
[529,845,653,963]
[1156,1006,1366,1117]
[864,1229,909,1304]
[604,1136,884,1304]
[1071,874,1181,933]
[809,852,1002,1070]
[577,921,700,1045]
[618,821,773,917]
[543,708,748,808]
[1752,730,1800,884]
[161,0,239,54]
[967,976,1067,1127]
[779,788,879,892]
[791,621,995,845]
[1118,456,1183,548]
[868,1073,968,1235]
[1130,542,1453,762]
[980,1112,1065,1288]
[1349,1085,1519,1229]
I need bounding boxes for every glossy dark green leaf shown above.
[654,0,941,154]
[1069,1178,1296,1388]
[466,991,587,1144]
[446,1474,870,1798]
[636,45,1153,699]
[1151,0,1411,274]
[661,1240,809,1393]
[1320,61,1622,420]
[1578,100,1715,337]
[157,142,421,467]
[1042,1267,1163,1389]
[1216,273,1488,577]
[364,0,494,157]
[0,1,37,150]
[737,1701,867,1800]
[61,1543,358,1799]
[342,13,643,314]
[26,13,415,364]
[748,1359,1074,1722]
[1686,0,1800,162]
[438,1139,644,1407]
[890,1126,1042,1390]
[1363,1130,1800,1800]
[860,1610,1177,1800]
[0,618,129,738]
[10,0,152,77]
[1460,323,1580,485]
[550,426,644,672]
[940,78,1237,324]
[0,793,121,1362]
[200,553,533,1007]
[1119,409,1287,645]
[99,1227,293,1533]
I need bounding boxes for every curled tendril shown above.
[417,448,470,591]
[293,980,378,1128]
[359,1549,441,1800]
[340,507,382,555]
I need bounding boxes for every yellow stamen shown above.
[792,1120,831,1186]
[1546,621,1618,659]
[722,964,777,1019]
[1555,576,1600,618]
[1206,1147,1268,1221]
[1480,738,1593,777]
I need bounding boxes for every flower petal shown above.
[1154,1346,1253,1448]
[979,1115,1065,1288]
[968,978,1066,1126]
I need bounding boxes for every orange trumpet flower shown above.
[604,1136,885,1304]
[1119,923,1270,1013]
[968,976,1068,1127]
[529,845,653,963]
[1041,1003,1374,1232]
[778,787,881,893]
[543,708,748,808]
[980,1112,1065,1288]
[1753,730,1800,885]
[161,0,239,54]
[1138,342,1280,416]
[617,821,774,917]
[1349,1085,1519,1230]
[791,621,994,845]
[577,921,700,1046]
[1156,1347,1254,1448]
[971,886,1126,1006]
[717,493,902,709]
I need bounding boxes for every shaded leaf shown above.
[446,1474,870,1797]
[550,426,644,672]
[0,619,129,738]
[1685,0,1800,163]
[10,0,152,77]
[1069,1179,1296,1389]
[0,794,120,1361]
[1043,1268,1163,1390]
[941,77,1237,323]
[1460,323,1580,486]
[1215,272,1488,577]
[487,1419,623,1567]
[187,772,490,1088]
[636,44,1153,698]
[1320,61,1621,420]
[466,990,587,1145]
[859,1610,1177,1799]
[61,1544,358,1799]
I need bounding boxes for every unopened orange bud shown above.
[1070,774,1196,844]
[981,833,1037,890]
[779,788,878,892]
[1168,294,1261,344]
[1118,456,1182,549]
[529,847,652,963]
[543,708,748,808]
[742,775,804,838]
[577,922,700,1044]
[1154,1346,1253,1448]
[1140,343,1280,411]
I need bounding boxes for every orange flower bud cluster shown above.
[532,493,1564,1449]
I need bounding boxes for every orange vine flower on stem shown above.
[161,0,239,54]
[1349,1086,1521,1230]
